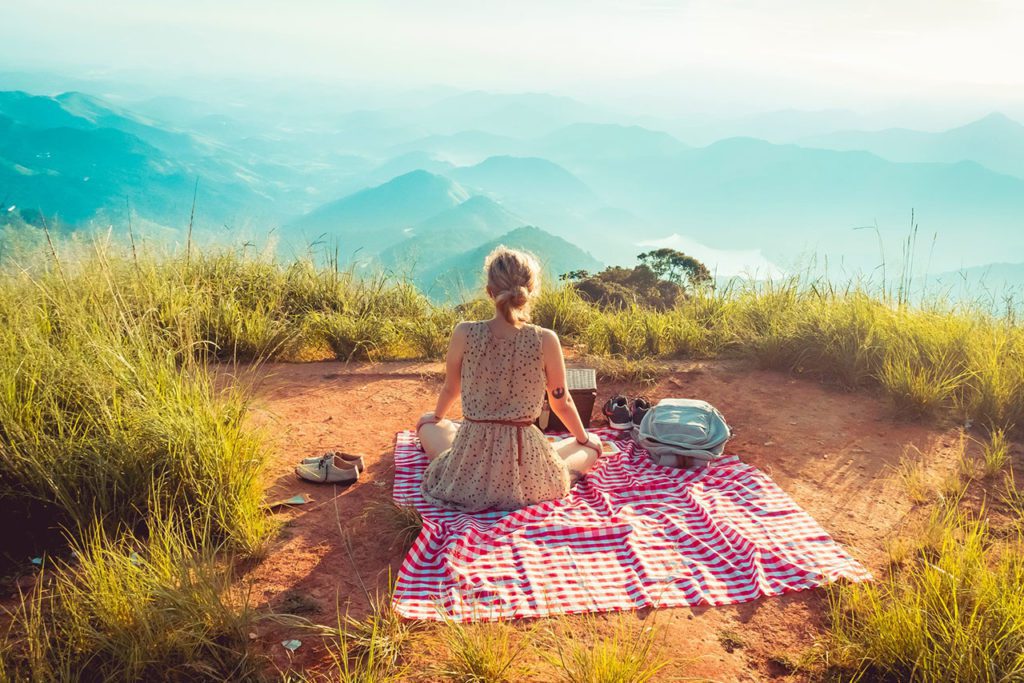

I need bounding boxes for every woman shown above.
[416,246,602,512]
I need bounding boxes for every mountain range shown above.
[801,113,1024,180]
[282,172,602,297]
[3,84,1024,295]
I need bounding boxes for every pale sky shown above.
[3,0,1023,114]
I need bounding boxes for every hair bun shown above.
[484,246,541,324]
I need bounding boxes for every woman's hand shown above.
[576,431,602,457]
[416,412,442,431]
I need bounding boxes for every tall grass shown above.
[9,244,1021,429]
[4,512,261,682]
[0,244,274,677]
[827,507,1024,682]
[0,251,271,554]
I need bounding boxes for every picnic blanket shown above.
[392,427,870,621]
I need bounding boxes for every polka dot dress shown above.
[421,321,571,512]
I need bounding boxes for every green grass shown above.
[4,512,261,682]
[826,506,1024,682]
[0,249,272,556]
[981,427,1013,478]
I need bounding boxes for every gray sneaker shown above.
[602,395,632,430]
[301,451,365,473]
[295,454,359,484]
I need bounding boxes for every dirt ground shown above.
[239,358,975,681]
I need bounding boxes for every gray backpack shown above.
[633,398,732,469]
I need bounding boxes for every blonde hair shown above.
[484,246,541,325]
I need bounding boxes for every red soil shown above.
[241,359,975,681]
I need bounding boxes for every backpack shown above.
[634,398,731,469]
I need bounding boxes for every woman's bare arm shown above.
[418,322,469,428]
[540,329,589,443]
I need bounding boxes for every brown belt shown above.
[464,417,534,466]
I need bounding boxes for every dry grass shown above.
[542,616,669,683]
[436,621,531,682]
[364,499,424,553]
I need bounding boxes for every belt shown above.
[464,417,534,466]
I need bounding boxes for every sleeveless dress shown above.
[421,321,571,512]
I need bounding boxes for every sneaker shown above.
[295,454,359,484]
[602,395,632,430]
[631,397,653,427]
[301,451,365,473]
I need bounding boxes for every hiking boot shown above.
[602,395,632,430]
[631,397,653,427]
[295,454,359,484]
[302,451,365,473]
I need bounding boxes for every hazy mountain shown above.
[448,155,597,209]
[569,137,1024,273]
[378,195,527,276]
[801,113,1024,179]
[388,130,520,164]
[363,152,455,187]
[283,170,470,256]
[0,90,290,231]
[420,225,604,300]
[535,123,688,161]
[674,108,870,145]
[927,262,1024,302]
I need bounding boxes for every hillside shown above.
[377,195,527,275]
[448,155,597,209]
[0,91,279,230]
[4,246,1022,682]
[283,170,470,256]
[419,224,603,299]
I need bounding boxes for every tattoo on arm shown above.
[552,387,565,399]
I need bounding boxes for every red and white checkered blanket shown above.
[391,428,870,621]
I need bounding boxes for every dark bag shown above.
[536,368,597,432]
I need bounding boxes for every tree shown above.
[559,270,590,282]
[637,248,711,289]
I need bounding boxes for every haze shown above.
[3,1,1024,120]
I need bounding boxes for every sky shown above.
[3,0,1024,117]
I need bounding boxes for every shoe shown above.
[631,397,653,427]
[301,451,365,473]
[602,395,632,430]
[295,454,359,484]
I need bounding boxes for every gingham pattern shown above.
[392,428,871,621]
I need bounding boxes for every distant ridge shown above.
[378,195,526,274]
[285,170,470,256]
[536,122,688,160]
[421,225,603,300]
[449,155,596,207]
[800,112,1024,179]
